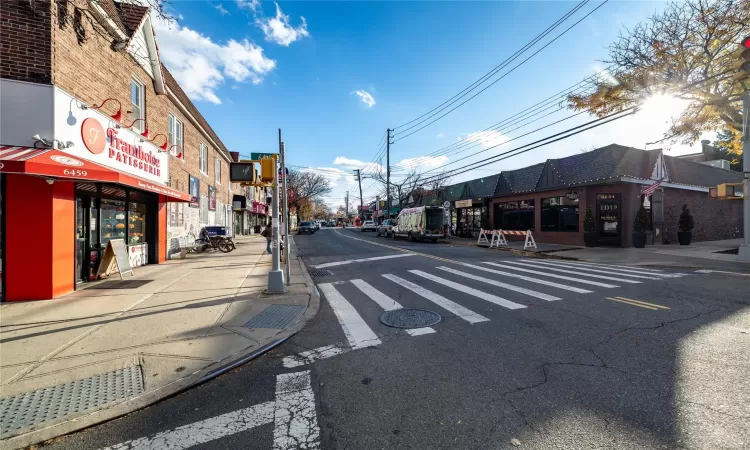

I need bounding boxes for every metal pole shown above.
[356,169,363,216]
[386,128,391,219]
[266,129,286,293]
[281,142,290,285]
[738,90,750,261]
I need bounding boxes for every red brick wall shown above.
[663,188,743,243]
[0,0,52,83]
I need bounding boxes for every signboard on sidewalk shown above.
[96,239,133,280]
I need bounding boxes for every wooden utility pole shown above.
[355,169,363,217]
[386,128,391,219]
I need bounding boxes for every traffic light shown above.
[260,157,276,183]
[733,35,750,81]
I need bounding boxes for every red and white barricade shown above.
[476,229,492,246]
[492,229,537,250]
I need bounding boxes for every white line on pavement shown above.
[318,283,382,349]
[282,344,349,369]
[350,279,436,336]
[273,371,320,450]
[437,266,561,301]
[541,260,685,277]
[382,274,490,324]
[517,259,671,279]
[502,260,643,284]
[558,260,665,272]
[313,253,414,269]
[457,262,594,294]
[410,270,527,310]
[483,262,620,288]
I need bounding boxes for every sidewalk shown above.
[0,235,319,449]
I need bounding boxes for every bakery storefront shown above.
[0,88,191,301]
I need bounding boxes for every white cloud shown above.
[436,133,445,138]
[462,130,511,150]
[333,156,383,173]
[152,15,276,104]
[397,155,449,169]
[236,0,260,12]
[214,3,229,15]
[353,90,376,108]
[256,3,309,46]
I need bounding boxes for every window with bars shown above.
[131,79,145,132]
[168,114,183,158]
[199,144,208,175]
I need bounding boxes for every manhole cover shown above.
[309,269,333,278]
[380,309,441,329]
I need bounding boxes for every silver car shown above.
[376,219,395,237]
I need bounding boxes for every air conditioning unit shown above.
[701,159,731,170]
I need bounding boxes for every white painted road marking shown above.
[282,344,349,369]
[103,371,319,450]
[350,279,436,336]
[313,253,415,269]
[483,262,620,288]
[318,283,382,349]
[437,266,561,302]
[409,270,527,310]
[521,259,669,280]
[382,274,490,324]
[273,371,320,450]
[545,260,686,278]
[502,260,643,284]
[559,260,665,272]
[457,262,594,294]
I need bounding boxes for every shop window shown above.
[215,158,221,184]
[101,199,127,246]
[541,197,579,231]
[168,114,183,158]
[128,203,147,244]
[131,79,145,132]
[494,200,534,231]
[199,143,208,175]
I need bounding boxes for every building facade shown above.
[0,0,254,301]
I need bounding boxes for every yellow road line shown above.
[605,297,658,310]
[334,229,457,264]
[613,296,670,310]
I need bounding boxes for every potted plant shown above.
[583,206,597,247]
[632,205,649,248]
[678,204,694,245]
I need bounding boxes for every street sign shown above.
[443,201,450,208]
[251,152,277,160]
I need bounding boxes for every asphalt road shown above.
[44,227,750,450]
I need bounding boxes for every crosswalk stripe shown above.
[282,344,349,368]
[559,260,665,273]
[457,262,594,294]
[313,253,414,268]
[539,260,684,277]
[350,279,436,336]
[436,266,561,301]
[502,260,643,284]
[409,270,528,310]
[382,274,490,324]
[523,259,667,279]
[483,262,620,288]
[318,283,382,349]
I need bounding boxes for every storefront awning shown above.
[0,147,192,202]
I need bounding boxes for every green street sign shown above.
[251,152,277,160]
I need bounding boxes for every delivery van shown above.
[392,206,446,242]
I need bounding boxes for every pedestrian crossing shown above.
[283,258,688,368]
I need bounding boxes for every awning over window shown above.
[0,147,192,202]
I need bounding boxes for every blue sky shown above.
[156,1,703,208]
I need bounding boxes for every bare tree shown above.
[286,169,333,214]
[368,167,422,210]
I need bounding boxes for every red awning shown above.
[0,147,192,202]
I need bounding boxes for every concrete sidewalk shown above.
[0,235,319,449]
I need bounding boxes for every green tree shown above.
[568,0,749,156]
[678,204,695,232]
[712,129,742,171]
[583,207,595,233]
[633,206,650,233]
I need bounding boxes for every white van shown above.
[392,206,446,242]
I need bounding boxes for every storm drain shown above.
[309,269,334,278]
[243,304,306,329]
[0,365,144,438]
[89,279,153,289]
[380,309,441,329]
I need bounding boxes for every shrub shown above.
[678,204,694,232]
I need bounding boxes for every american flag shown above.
[641,178,663,196]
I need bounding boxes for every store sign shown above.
[455,199,472,208]
[54,88,168,185]
[189,175,199,208]
[565,191,580,201]
[208,185,217,211]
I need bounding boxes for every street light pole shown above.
[266,129,286,293]
[281,142,290,285]
[738,90,750,261]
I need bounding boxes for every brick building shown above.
[0,0,265,301]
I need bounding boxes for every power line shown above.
[391,0,590,133]
[391,0,609,144]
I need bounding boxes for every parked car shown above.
[361,220,377,232]
[392,206,446,242]
[328,221,336,227]
[298,221,316,234]
[376,219,395,237]
[312,221,321,230]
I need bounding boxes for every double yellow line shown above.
[605,296,670,311]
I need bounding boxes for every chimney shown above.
[701,140,713,155]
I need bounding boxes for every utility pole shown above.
[386,128,391,219]
[355,169,363,218]
[266,128,286,293]
[739,90,750,261]
[345,191,349,223]
[280,142,290,285]
[375,195,380,223]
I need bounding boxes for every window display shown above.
[541,197,579,231]
[100,199,127,246]
[129,203,147,244]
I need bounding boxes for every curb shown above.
[2,243,321,450]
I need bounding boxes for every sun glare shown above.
[641,94,687,123]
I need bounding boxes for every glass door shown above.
[75,198,86,283]
[596,193,622,246]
